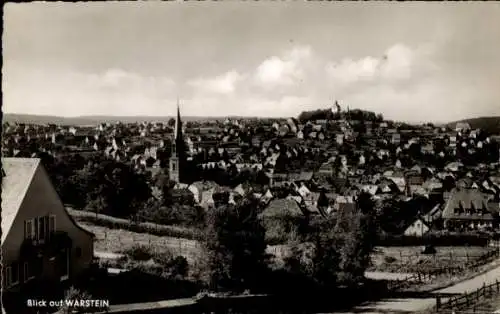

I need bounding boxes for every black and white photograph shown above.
[2,2,500,314]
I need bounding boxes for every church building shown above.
[169,100,186,183]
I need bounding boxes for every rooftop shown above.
[1,157,41,243]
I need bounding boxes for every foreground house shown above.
[1,158,94,294]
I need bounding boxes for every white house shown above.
[404,218,430,237]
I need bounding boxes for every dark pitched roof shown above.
[442,188,496,220]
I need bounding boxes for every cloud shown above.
[183,95,313,118]
[326,43,426,87]
[3,67,177,116]
[327,56,381,85]
[188,70,243,95]
[254,46,312,87]
[380,44,415,80]
[87,68,176,95]
[4,42,498,122]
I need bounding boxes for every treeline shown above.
[40,153,207,228]
[196,192,378,294]
[449,117,500,135]
[41,151,276,229]
[297,108,384,123]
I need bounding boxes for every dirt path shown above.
[364,271,415,281]
[328,261,500,314]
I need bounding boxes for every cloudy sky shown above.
[3,3,500,122]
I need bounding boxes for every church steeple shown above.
[169,98,185,183]
[174,97,182,141]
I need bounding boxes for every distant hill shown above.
[447,116,500,134]
[2,113,266,126]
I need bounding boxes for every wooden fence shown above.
[386,272,438,291]
[387,250,500,292]
[432,280,500,313]
[393,250,498,266]
[414,250,500,277]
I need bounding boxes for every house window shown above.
[38,217,46,242]
[5,267,12,287]
[34,218,39,241]
[49,215,56,234]
[59,249,69,281]
[24,219,34,240]
[44,216,50,237]
[11,262,19,285]
[24,262,34,282]
[6,263,19,288]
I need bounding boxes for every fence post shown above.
[497,279,499,292]
[436,295,441,310]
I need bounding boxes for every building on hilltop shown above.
[169,99,187,183]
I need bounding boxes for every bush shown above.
[263,216,305,245]
[153,250,175,266]
[153,250,189,278]
[123,244,153,261]
[168,256,189,278]
[384,256,397,264]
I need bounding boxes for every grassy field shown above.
[79,222,203,264]
[80,220,287,265]
[80,217,498,276]
[370,246,498,273]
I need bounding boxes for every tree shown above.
[284,193,377,288]
[200,196,268,292]
[167,118,176,127]
[75,159,151,218]
[335,193,376,285]
[310,216,340,287]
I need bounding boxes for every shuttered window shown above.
[49,215,56,234]
[38,217,46,242]
[24,219,34,240]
